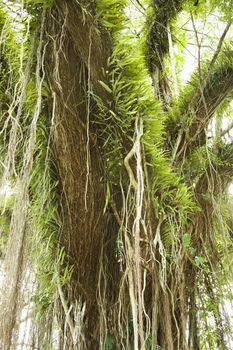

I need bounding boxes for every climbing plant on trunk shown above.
[0,0,233,349]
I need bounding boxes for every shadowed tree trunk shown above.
[45,9,112,346]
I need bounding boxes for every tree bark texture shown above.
[45,8,111,346]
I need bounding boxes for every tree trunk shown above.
[45,9,111,346]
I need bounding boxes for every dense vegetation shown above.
[0,0,233,349]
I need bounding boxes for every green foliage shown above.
[0,6,71,318]
[0,186,15,257]
[104,334,115,350]
[167,42,233,164]
[24,0,54,9]
[0,215,10,257]
[31,179,69,312]
[182,232,191,249]
[97,0,126,35]
[96,0,196,224]
[185,0,233,21]
[29,117,72,315]
[0,8,21,90]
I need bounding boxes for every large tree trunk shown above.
[45,9,111,347]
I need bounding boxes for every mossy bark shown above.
[45,9,109,347]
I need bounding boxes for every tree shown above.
[0,0,233,349]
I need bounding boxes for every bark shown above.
[188,288,200,350]
[158,292,174,350]
[55,0,112,102]
[45,9,110,346]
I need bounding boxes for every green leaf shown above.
[182,233,191,249]
[98,80,112,93]
[195,256,205,267]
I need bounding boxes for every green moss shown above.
[25,0,54,9]
[145,0,184,71]
[96,0,196,225]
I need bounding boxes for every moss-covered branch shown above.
[168,46,233,161]
[146,0,184,103]
[196,142,233,196]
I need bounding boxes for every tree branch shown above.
[195,142,233,198]
[146,0,184,104]
[168,46,233,162]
